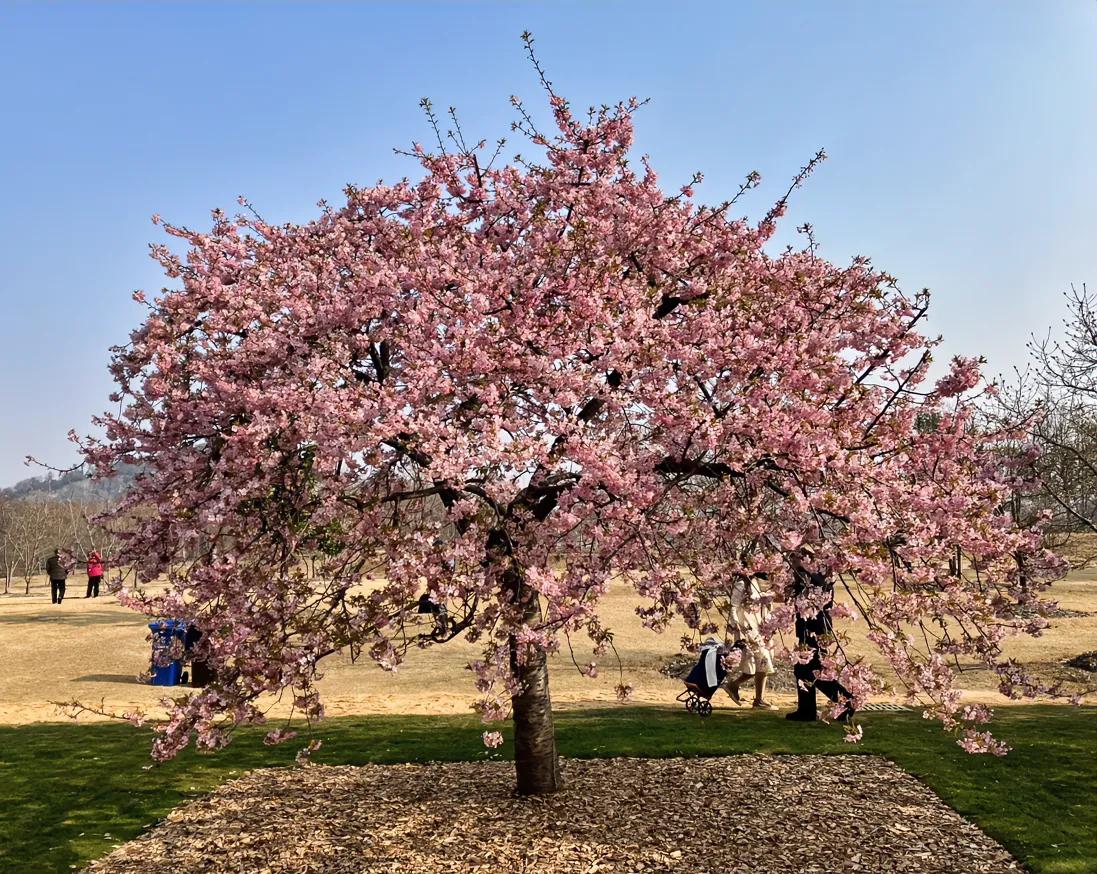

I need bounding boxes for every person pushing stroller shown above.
[722,573,777,710]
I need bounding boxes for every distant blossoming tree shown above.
[78,38,1063,792]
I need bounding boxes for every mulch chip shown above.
[86,756,1018,873]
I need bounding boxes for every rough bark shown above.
[509,573,562,795]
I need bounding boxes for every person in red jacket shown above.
[86,550,104,598]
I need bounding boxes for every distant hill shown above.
[1,466,138,503]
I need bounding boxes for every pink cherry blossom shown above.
[75,54,1064,776]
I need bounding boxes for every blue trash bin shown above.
[149,619,185,686]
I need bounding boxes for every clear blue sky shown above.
[1,1,1094,486]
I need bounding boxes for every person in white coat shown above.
[723,574,776,709]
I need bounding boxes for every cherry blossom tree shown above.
[78,38,1063,792]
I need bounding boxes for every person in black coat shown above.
[785,544,853,722]
[183,624,214,687]
[45,548,69,604]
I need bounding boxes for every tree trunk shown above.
[508,575,562,795]
[511,635,561,795]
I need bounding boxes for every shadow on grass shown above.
[0,610,140,627]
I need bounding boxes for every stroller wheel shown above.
[698,699,713,717]
[685,695,697,712]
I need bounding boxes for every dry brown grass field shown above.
[1,568,1093,725]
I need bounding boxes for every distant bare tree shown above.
[60,500,121,561]
[11,501,55,592]
[0,500,16,594]
[993,284,1097,566]
[1033,284,1097,398]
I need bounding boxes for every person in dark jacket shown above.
[785,544,853,722]
[45,548,69,604]
[183,624,214,687]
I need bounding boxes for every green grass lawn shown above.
[1,706,1093,873]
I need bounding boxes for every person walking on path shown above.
[785,544,853,722]
[723,574,777,709]
[85,550,104,598]
[45,548,69,604]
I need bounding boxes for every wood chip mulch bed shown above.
[86,756,1018,873]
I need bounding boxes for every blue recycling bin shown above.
[149,620,186,686]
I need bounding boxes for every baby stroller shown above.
[676,638,737,717]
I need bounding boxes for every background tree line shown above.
[0,498,121,594]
